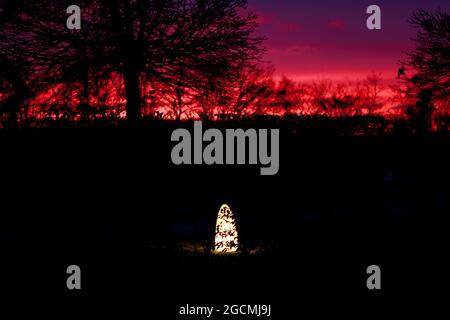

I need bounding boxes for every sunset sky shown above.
[248,0,450,83]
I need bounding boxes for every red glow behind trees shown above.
[0,0,265,126]
[0,4,448,131]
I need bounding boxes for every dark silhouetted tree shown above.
[400,9,450,132]
[0,1,32,128]
[0,55,30,128]
[0,0,264,126]
[362,72,384,115]
[310,81,359,117]
[272,77,307,116]
[404,9,449,98]
[407,89,433,134]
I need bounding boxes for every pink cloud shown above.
[255,12,277,25]
[253,9,302,33]
[267,45,315,56]
[278,22,303,33]
[327,19,346,30]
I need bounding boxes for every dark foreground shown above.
[0,125,448,317]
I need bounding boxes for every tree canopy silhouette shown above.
[403,9,450,98]
[0,0,265,126]
[398,8,450,132]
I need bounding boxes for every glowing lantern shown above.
[213,204,239,253]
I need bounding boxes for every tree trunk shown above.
[124,60,142,126]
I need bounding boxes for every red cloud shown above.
[253,10,302,33]
[327,19,346,30]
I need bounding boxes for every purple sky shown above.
[248,0,450,83]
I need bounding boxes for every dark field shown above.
[0,123,448,316]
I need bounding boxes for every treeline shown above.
[4,70,393,123]
[0,69,449,134]
[0,2,448,133]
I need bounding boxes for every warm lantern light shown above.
[213,204,239,254]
